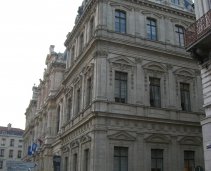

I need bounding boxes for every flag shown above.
[27,146,32,155]
[32,142,37,152]
[37,139,43,146]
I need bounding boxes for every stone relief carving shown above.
[143,62,167,92]
[109,56,136,89]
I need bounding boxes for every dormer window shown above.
[171,0,179,5]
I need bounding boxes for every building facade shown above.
[185,0,211,171]
[0,124,24,171]
[23,0,206,171]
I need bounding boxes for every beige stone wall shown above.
[23,0,206,171]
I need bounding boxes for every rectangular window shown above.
[151,149,163,171]
[114,147,128,171]
[85,149,89,171]
[150,78,161,108]
[90,18,94,38]
[180,83,191,111]
[115,10,126,33]
[175,26,184,46]
[115,72,127,103]
[74,154,78,171]
[65,157,68,171]
[17,151,22,158]
[87,78,92,106]
[10,139,14,146]
[71,47,75,64]
[171,0,179,5]
[0,161,3,169]
[67,98,72,120]
[184,151,195,171]
[1,138,5,146]
[9,150,13,158]
[0,149,4,157]
[77,89,81,113]
[18,140,23,147]
[147,18,157,40]
[80,34,84,52]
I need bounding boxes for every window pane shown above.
[121,157,128,171]
[156,150,163,158]
[157,159,163,171]
[120,12,126,18]
[121,148,128,156]
[114,157,119,171]
[115,11,120,17]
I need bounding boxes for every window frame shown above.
[9,150,13,158]
[1,138,5,146]
[17,150,22,158]
[114,147,128,171]
[10,139,14,147]
[146,18,157,40]
[180,83,191,111]
[67,98,72,121]
[184,151,195,171]
[115,10,126,33]
[175,25,184,46]
[115,71,127,103]
[171,0,180,5]
[73,153,78,171]
[90,17,94,38]
[80,33,84,53]
[84,149,90,171]
[0,149,4,157]
[86,78,92,106]
[149,77,161,108]
[18,140,23,147]
[77,89,81,114]
[0,161,3,169]
[57,106,60,133]
[151,149,163,171]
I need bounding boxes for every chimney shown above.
[7,123,12,130]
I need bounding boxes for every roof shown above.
[0,126,24,136]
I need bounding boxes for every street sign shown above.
[7,168,30,171]
[6,161,36,168]
[207,143,211,149]
[195,166,203,171]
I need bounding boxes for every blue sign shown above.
[32,142,37,152]
[207,143,211,149]
[27,146,32,155]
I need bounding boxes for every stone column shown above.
[167,64,176,108]
[136,58,143,104]
[93,51,108,101]
[91,131,107,171]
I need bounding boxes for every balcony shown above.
[185,9,211,50]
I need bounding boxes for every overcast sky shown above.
[0,0,82,129]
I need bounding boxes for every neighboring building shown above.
[23,0,206,171]
[185,0,211,171]
[0,124,24,171]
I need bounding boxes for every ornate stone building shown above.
[23,0,206,171]
[185,0,211,170]
[0,124,24,171]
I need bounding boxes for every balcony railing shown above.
[185,9,211,47]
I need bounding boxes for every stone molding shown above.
[107,131,136,141]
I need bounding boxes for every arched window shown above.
[175,26,184,46]
[146,18,157,40]
[115,10,126,33]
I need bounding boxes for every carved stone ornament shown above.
[166,64,173,70]
[94,50,108,58]
[178,137,201,146]
[174,68,196,97]
[145,134,171,144]
[143,62,167,92]
[108,56,135,89]
[107,131,136,141]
